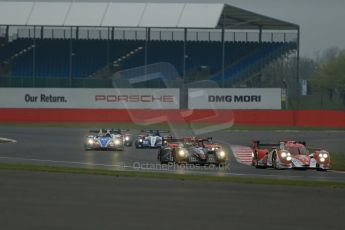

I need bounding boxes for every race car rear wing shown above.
[141,130,170,133]
[89,129,103,133]
[191,137,213,142]
[89,129,130,134]
[163,138,184,143]
[283,140,306,146]
[113,129,130,132]
[252,140,307,149]
[252,140,279,148]
[308,147,323,151]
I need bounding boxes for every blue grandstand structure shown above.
[1,38,296,79]
[0,1,299,88]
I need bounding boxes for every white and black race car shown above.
[158,137,227,166]
[135,130,170,148]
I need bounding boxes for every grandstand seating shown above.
[0,38,33,64]
[211,42,297,84]
[1,38,296,84]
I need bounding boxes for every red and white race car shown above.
[251,140,331,171]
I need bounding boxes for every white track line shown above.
[0,137,17,143]
[0,156,126,168]
[1,156,344,179]
[329,170,345,174]
[0,156,250,176]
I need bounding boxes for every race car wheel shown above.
[253,153,260,168]
[160,159,167,164]
[215,161,226,167]
[316,163,327,172]
[272,153,279,169]
[125,142,133,147]
[158,151,168,164]
[172,150,180,164]
[317,168,327,172]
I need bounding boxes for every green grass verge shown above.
[1,122,344,131]
[331,153,345,171]
[0,162,344,189]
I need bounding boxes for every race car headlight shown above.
[125,136,130,141]
[211,147,215,151]
[319,153,328,159]
[87,139,94,145]
[320,157,325,162]
[139,139,143,142]
[178,150,185,157]
[114,139,120,145]
[219,151,226,158]
[281,151,290,158]
[286,156,292,161]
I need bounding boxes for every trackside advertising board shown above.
[0,88,180,109]
[188,88,281,109]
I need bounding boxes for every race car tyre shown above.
[125,142,133,147]
[316,163,327,171]
[159,158,166,164]
[253,153,266,169]
[157,153,167,164]
[317,168,327,172]
[216,162,225,167]
[272,153,279,169]
[253,153,260,168]
[84,145,93,151]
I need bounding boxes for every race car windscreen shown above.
[286,146,309,155]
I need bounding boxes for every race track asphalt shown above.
[0,126,344,182]
[0,169,344,230]
[1,126,345,230]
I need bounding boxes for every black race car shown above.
[157,137,227,165]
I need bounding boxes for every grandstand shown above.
[0,1,299,88]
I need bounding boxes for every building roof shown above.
[0,1,298,30]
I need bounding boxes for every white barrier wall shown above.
[0,88,180,109]
[188,88,281,109]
